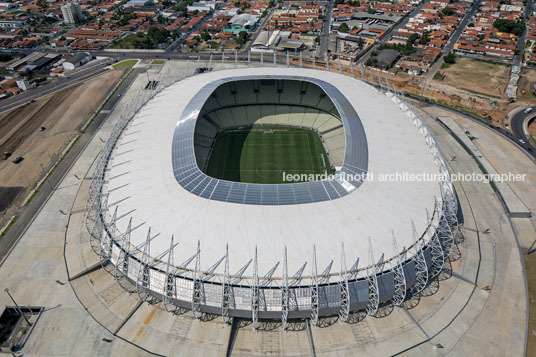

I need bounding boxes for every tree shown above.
[357,37,365,49]
[492,19,525,35]
[339,22,349,33]
[237,30,248,45]
[442,7,454,16]
[147,27,170,44]
[444,52,456,64]
[201,31,211,41]
[407,33,419,45]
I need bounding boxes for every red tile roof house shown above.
[5,86,21,95]
[422,46,441,61]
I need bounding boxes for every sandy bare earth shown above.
[0,69,122,223]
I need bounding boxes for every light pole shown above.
[4,288,31,326]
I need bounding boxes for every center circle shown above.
[256,163,282,178]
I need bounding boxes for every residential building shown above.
[61,2,84,25]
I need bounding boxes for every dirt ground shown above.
[303,60,512,125]
[518,68,536,101]
[0,69,122,224]
[433,58,510,98]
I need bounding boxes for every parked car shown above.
[524,107,532,114]
[12,156,24,164]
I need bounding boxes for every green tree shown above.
[442,7,454,16]
[147,27,170,43]
[201,31,211,41]
[357,37,365,49]
[339,22,349,33]
[492,19,525,35]
[444,52,456,64]
[407,33,419,45]
[237,30,249,45]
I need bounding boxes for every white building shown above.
[61,2,83,25]
[187,1,220,12]
[62,52,91,70]
[16,80,32,91]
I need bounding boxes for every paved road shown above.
[357,0,431,65]
[514,0,533,67]
[414,94,536,159]
[427,0,483,78]
[510,106,536,154]
[319,0,333,61]
[0,68,143,264]
[0,61,112,114]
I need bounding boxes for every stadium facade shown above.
[85,67,459,328]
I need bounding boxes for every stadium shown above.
[85,66,459,327]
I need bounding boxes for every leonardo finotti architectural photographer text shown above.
[282,171,526,184]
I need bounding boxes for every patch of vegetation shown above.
[444,52,456,64]
[0,216,17,240]
[493,19,525,35]
[237,30,249,46]
[175,0,195,12]
[112,59,138,70]
[110,28,171,49]
[442,7,455,16]
[375,40,417,56]
[433,71,443,80]
[151,59,165,64]
[339,22,349,33]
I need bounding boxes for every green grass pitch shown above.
[205,126,335,184]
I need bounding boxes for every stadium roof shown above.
[172,74,368,205]
[105,67,442,276]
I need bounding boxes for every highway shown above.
[0,67,143,264]
[411,93,536,159]
[0,60,113,114]
[510,106,536,154]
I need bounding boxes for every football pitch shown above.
[206,126,334,184]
